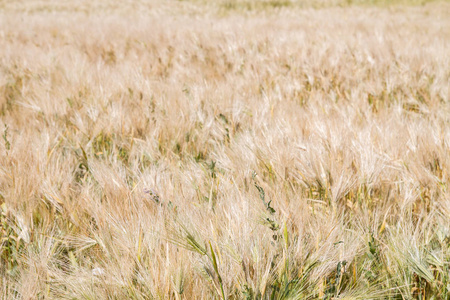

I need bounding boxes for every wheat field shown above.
[1,0,450,299]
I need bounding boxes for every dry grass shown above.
[1,0,450,299]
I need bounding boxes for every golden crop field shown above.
[1,0,450,298]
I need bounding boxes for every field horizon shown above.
[1,0,450,299]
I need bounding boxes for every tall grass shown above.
[1,0,450,298]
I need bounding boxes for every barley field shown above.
[1,0,450,299]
